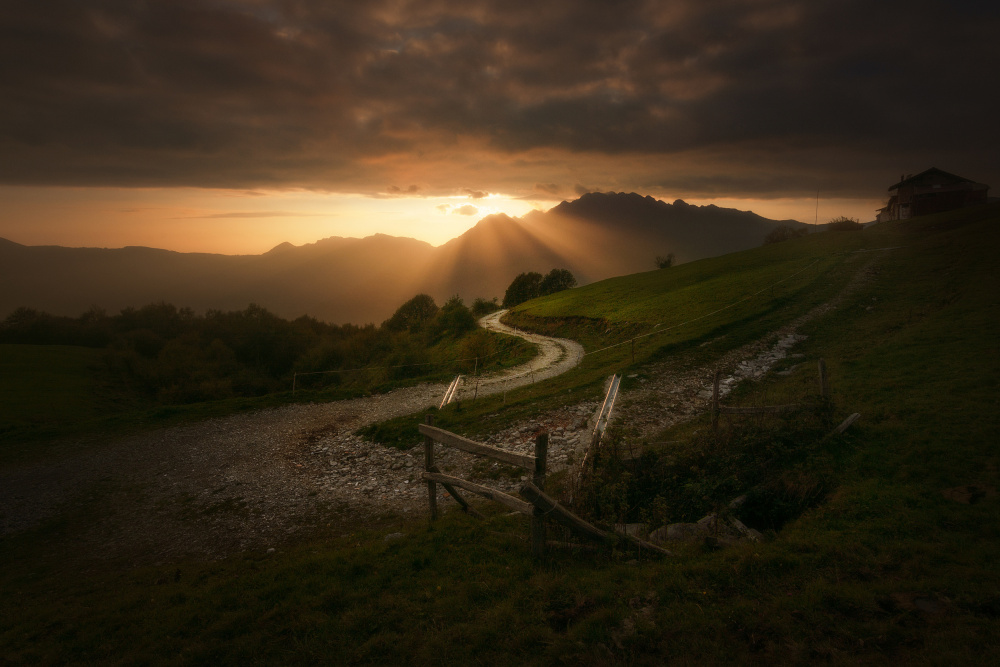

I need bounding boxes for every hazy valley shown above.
[1,192,804,324]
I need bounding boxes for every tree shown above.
[502,272,544,308]
[431,295,476,339]
[384,294,439,332]
[539,268,577,295]
[654,253,675,269]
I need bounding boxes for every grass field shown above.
[2,204,999,663]
[0,345,110,434]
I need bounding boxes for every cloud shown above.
[534,183,562,195]
[463,188,488,199]
[453,204,479,216]
[0,0,996,198]
[387,185,421,195]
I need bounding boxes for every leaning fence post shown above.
[818,358,829,399]
[711,370,721,432]
[424,414,437,523]
[531,432,549,559]
[292,372,297,395]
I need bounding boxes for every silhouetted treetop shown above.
[502,268,577,308]
[384,294,438,332]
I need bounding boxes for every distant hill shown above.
[0,193,806,324]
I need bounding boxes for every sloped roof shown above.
[888,167,981,191]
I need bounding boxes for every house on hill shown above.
[876,168,989,222]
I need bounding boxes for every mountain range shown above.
[0,192,806,324]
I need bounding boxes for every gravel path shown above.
[0,311,586,562]
[0,260,876,563]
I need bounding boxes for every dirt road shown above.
[0,310,587,561]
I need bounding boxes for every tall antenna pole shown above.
[815,190,819,225]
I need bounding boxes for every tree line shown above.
[1,267,578,406]
[0,296,511,405]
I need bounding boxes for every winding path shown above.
[0,309,586,560]
[460,310,585,399]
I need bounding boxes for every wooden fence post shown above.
[531,432,548,559]
[711,370,721,433]
[473,357,479,402]
[818,358,828,399]
[424,414,437,523]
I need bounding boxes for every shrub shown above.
[431,295,476,340]
[827,216,864,232]
[654,253,675,269]
[471,297,501,317]
[763,225,809,245]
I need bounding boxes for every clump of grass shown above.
[576,400,840,531]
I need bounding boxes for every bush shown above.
[654,253,675,269]
[431,295,477,340]
[827,216,864,232]
[763,225,809,245]
[471,297,501,317]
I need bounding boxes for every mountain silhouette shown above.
[0,193,806,324]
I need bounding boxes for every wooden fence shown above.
[439,375,462,409]
[419,415,548,557]
[419,414,670,558]
[711,358,830,431]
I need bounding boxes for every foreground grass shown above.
[2,205,999,663]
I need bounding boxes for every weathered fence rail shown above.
[419,415,550,557]
[439,375,462,408]
[419,424,535,469]
[423,469,529,516]
[419,413,668,559]
[519,482,672,556]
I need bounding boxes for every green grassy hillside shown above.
[2,204,998,663]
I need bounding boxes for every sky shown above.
[1,0,996,254]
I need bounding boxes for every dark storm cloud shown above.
[0,0,996,196]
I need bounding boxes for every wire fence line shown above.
[292,257,824,389]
